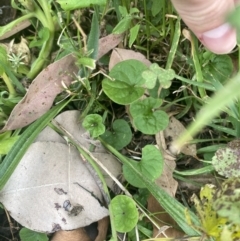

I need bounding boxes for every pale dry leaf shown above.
[97,34,124,60]
[164,116,196,156]
[1,54,78,131]
[8,37,31,65]
[109,48,151,70]
[35,110,122,191]
[0,141,109,233]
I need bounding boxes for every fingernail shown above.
[200,23,236,54]
[202,23,232,38]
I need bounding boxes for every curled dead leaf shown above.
[1,54,78,131]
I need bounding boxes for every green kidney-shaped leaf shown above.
[101,119,132,150]
[82,114,105,138]
[130,97,168,134]
[57,0,106,10]
[123,145,163,188]
[111,195,139,232]
[19,228,48,241]
[110,59,148,86]
[102,78,144,104]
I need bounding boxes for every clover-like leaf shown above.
[82,114,105,138]
[130,97,168,134]
[212,140,240,178]
[141,70,158,89]
[142,64,175,89]
[101,119,132,150]
[111,195,139,232]
[123,145,163,188]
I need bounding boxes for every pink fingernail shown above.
[199,23,237,54]
[202,23,232,38]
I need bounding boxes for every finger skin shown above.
[170,0,236,53]
[171,0,234,33]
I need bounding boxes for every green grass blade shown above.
[0,100,69,190]
[165,18,180,70]
[87,12,99,60]
[174,72,240,151]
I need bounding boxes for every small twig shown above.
[72,16,87,53]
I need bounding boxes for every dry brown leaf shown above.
[164,116,196,156]
[109,48,151,70]
[1,54,78,131]
[2,33,123,132]
[97,34,124,60]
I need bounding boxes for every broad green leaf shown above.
[77,57,96,69]
[110,195,139,232]
[110,59,148,86]
[57,0,106,10]
[226,5,240,29]
[82,114,105,138]
[129,24,140,47]
[123,145,163,188]
[0,136,19,155]
[119,6,128,17]
[129,7,140,14]
[112,16,132,34]
[29,27,50,48]
[130,97,169,134]
[102,78,144,105]
[203,54,233,84]
[151,0,165,17]
[101,119,132,150]
[19,228,48,241]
